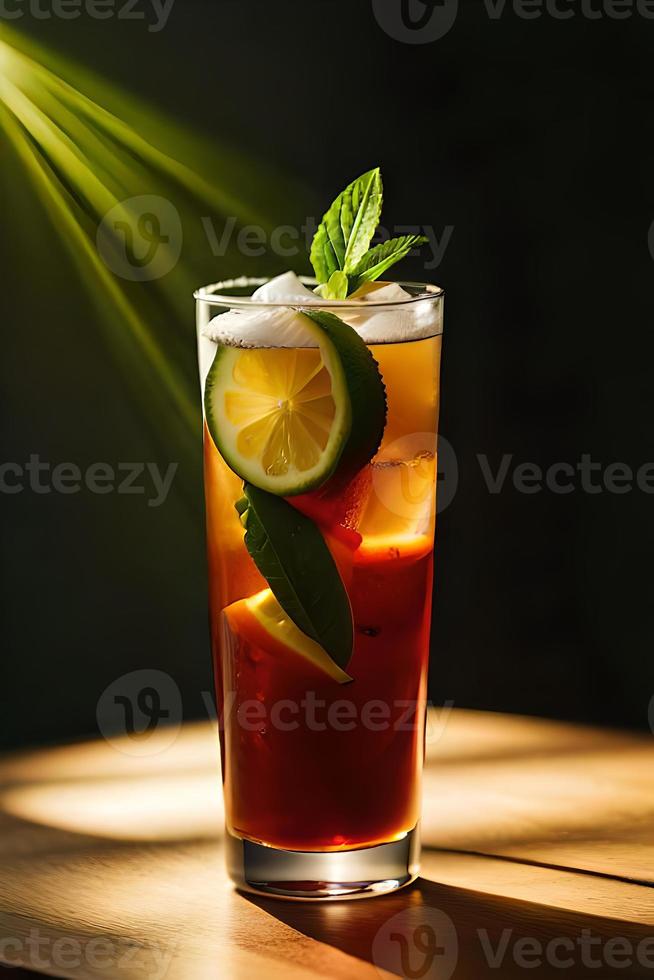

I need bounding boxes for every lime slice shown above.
[223,588,353,684]
[205,310,386,496]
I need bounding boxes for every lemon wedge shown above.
[223,589,353,684]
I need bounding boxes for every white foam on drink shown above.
[201,272,443,349]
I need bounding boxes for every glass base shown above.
[225,824,420,901]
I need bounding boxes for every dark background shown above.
[2,0,653,749]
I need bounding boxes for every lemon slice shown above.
[205,310,386,495]
[223,588,352,684]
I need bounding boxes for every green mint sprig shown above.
[310,167,383,285]
[347,233,428,293]
[310,168,427,298]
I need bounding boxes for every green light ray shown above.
[0,27,309,492]
[1,103,198,451]
[0,24,309,228]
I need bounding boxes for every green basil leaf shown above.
[348,234,428,292]
[237,484,354,670]
[310,168,383,282]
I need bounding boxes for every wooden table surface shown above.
[1,709,653,979]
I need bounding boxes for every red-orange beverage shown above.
[198,276,443,898]
[219,538,433,851]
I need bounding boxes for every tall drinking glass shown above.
[195,278,443,899]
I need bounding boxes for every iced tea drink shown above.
[197,273,443,899]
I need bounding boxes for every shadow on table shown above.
[0,970,46,979]
[248,874,654,979]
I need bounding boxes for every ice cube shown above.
[251,271,321,304]
[202,271,323,348]
[350,281,413,303]
[201,272,442,349]
[343,281,442,344]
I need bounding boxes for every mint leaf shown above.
[237,484,353,670]
[310,168,383,282]
[348,234,428,292]
[315,270,349,300]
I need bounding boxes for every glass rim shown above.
[194,276,444,309]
